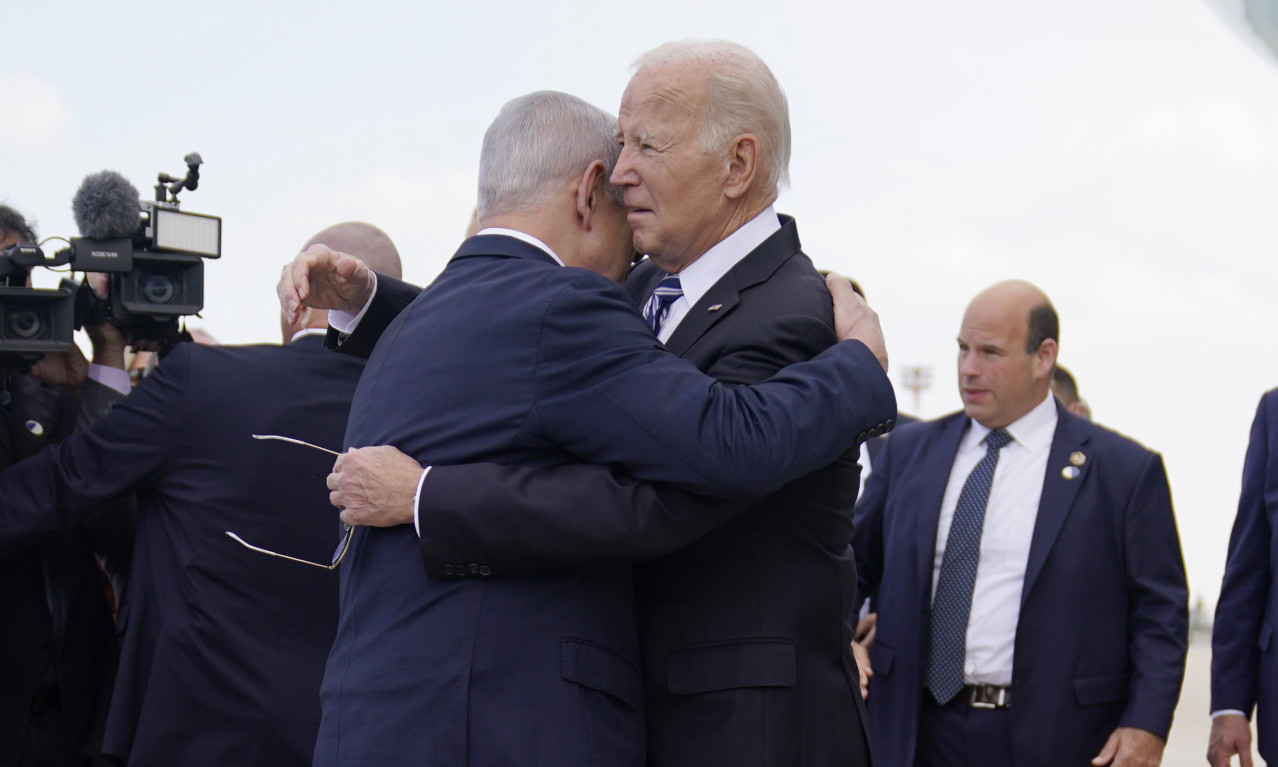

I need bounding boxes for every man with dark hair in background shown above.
[1,203,131,767]
[0,221,402,767]
[1051,364,1092,420]
[853,280,1187,767]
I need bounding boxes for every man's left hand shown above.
[1091,726,1165,767]
[850,640,872,700]
[328,445,422,528]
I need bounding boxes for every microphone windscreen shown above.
[72,171,140,239]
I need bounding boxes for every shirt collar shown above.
[673,206,780,307]
[477,227,564,266]
[961,391,1058,454]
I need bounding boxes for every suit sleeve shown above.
[1210,392,1274,716]
[324,273,421,358]
[415,292,862,575]
[0,345,189,554]
[1118,450,1189,738]
[526,273,895,499]
[72,377,138,584]
[418,463,750,577]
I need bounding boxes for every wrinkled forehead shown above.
[621,65,708,125]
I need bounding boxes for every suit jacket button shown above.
[468,564,479,574]
[443,564,455,576]
[857,431,868,441]
[885,418,895,429]
[479,565,492,576]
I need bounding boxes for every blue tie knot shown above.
[644,274,684,335]
[985,428,1012,451]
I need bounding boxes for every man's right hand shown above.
[278,245,375,326]
[826,273,887,373]
[1207,713,1253,767]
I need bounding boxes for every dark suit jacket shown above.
[314,232,894,767]
[853,402,1188,767]
[1212,388,1278,762]
[0,337,360,766]
[0,376,124,765]
[412,218,890,767]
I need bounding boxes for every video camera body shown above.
[0,153,221,369]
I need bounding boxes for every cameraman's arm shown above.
[0,344,187,556]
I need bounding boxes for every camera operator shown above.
[0,204,133,767]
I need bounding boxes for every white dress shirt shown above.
[931,392,1058,686]
[655,206,780,342]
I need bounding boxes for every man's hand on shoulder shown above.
[826,273,887,373]
[1207,713,1253,767]
[1091,726,1165,767]
[278,244,375,326]
[328,445,423,528]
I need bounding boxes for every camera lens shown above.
[5,306,48,339]
[139,270,181,305]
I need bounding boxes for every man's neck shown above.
[675,193,776,271]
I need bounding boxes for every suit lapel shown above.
[915,413,969,593]
[660,216,803,358]
[1021,402,1092,607]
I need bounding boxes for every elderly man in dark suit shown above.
[288,41,888,767]
[0,222,401,766]
[1209,388,1278,767]
[279,84,894,766]
[853,280,1187,767]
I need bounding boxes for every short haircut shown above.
[477,91,621,219]
[0,204,37,243]
[303,222,403,280]
[634,40,792,194]
[1052,365,1080,405]
[1026,301,1058,354]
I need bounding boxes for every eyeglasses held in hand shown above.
[224,434,353,570]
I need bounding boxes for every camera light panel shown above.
[153,209,221,258]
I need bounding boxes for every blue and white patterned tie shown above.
[925,427,1013,704]
[642,274,683,336]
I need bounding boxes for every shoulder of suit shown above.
[1062,412,1162,462]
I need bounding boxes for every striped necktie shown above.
[925,427,1013,704]
[643,274,683,336]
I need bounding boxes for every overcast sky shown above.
[5,0,1277,606]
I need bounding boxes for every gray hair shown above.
[634,40,791,193]
[477,91,622,219]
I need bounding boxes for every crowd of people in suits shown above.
[0,36,1274,767]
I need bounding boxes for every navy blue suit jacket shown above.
[853,402,1188,767]
[1212,388,1278,762]
[0,337,360,766]
[313,232,894,767]
[409,218,890,766]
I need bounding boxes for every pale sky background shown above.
[4,0,1277,608]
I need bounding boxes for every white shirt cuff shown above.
[413,465,431,537]
[328,272,379,333]
[87,363,131,395]
[1211,709,1248,719]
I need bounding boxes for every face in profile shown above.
[611,64,731,273]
